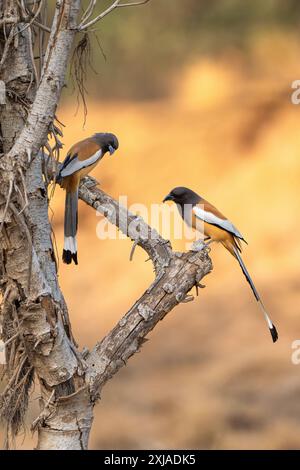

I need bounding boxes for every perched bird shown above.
[163,186,278,343]
[57,133,119,265]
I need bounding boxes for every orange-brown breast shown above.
[203,221,233,242]
[203,222,238,256]
[60,138,102,192]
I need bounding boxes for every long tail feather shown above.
[232,245,278,343]
[63,190,78,265]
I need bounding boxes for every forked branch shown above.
[78,177,212,399]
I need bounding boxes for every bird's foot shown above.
[191,239,211,252]
[82,176,99,188]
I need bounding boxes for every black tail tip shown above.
[270,325,278,343]
[62,250,78,265]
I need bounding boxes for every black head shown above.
[163,187,201,206]
[92,132,119,155]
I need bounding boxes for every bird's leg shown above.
[191,237,215,252]
[191,239,208,252]
[204,239,214,246]
[195,281,206,296]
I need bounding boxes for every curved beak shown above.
[108,145,115,155]
[163,194,174,203]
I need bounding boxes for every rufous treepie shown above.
[56,133,119,265]
[163,186,278,343]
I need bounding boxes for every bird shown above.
[56,132,119,265]
[163,186,278,343]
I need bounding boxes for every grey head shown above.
[92,132,119,155]
[163,187,201,207]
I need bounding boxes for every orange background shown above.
[46,62,300,448]
[2,2,300,449]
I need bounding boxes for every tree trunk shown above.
[0,0,212,450]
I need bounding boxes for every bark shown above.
[0,0,213,450]
[0,0,84,449]
[78,179,212,399]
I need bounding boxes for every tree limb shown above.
[78,177,212,399]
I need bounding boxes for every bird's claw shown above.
[191,239,210,252]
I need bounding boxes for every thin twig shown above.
[54,114,65,128]
[31,389,56,432]
[14,0,43,37]
[17,168,29,215]
[0,26,15,71]
[9,203,33,293]
[27,25,39,87]
[1,354,27,397]
[118,0,150,7]
[78,0,150,31]
[41,1,65,78]
[1,284,12,312]
[129,239,139,261]
[4,332,20,347]
[14,183,26,211]
[80,0,97,25]
[0,178,14,237]
[33,20,50,33]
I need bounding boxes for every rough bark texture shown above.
[0,0,85,449]
[0,0,213,450]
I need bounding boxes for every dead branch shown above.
[14,0,43,37]
[78,177,212,398]
[0,177,13,236]
[78,0,151,31]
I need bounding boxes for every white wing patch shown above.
[60,149,103,177]
[193,206,244,239]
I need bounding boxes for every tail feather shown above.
[63,190,78,265]
[232,245,278,343]
[234,237,242,253]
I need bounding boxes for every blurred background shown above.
[2,0,300,449]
